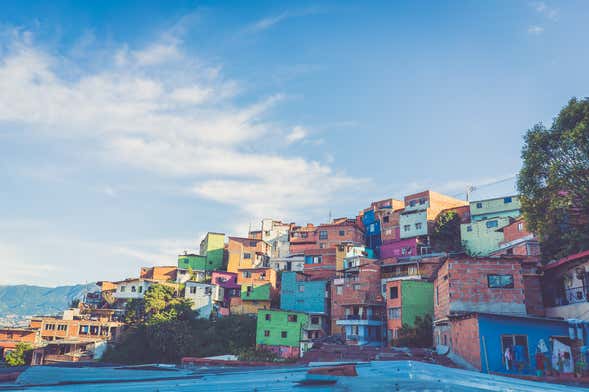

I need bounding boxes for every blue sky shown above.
[1,1,587,286]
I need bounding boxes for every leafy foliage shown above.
[236,347,281,362]
[430,211,463,253]
[392,315,433,348]
[124,284,193,325]
[518,97,589,261]
[5,343,32,366]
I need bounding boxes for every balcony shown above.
[336,315,384,326]
[547,286,588,307]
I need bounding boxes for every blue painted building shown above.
[449,313,585,375]
[280,272,329,314]
[362,210,381,256]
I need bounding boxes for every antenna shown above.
[466,186,476,201]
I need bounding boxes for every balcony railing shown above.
[344,314,383,321]
[548,286,589,307]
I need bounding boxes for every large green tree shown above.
[518,97,589,261]
[430,211,463,253]
[5,343,32,366]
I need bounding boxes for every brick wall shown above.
[450,315,481,370]
[433,261,450,320]
[445,257,527,315]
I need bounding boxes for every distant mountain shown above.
[0,283,98,322]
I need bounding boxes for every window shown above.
[336,286,343,295]
[419,198,426,205]
[403,225,411,232]
[476,202,483,208]
[388,307,401,319]
[415,222,422,230]
[503,197,512,204]
[517,222,524,232]
[319,230,328,240]
[389,286,398,299]
[339,230,345,236]
[311,316,319,324]
[243,253,251,259]
[301,232,308,238]
[486,220,498,229]
[264,330,270,337]
[319,243,326,249]
[369,223,375,233]
[488,274,514,288]
[352,284,361,291]
[435,286,439,306]
[242,271,252,278]
[138,286,143,293]
[265,313,271,321]
[120,286,126,292]
[383,216,389,223]
[466,225,472,232]
[189,286,197,294]
[131,285,137,293]
[409,200,416,207]
[205,287,212,295]
[288,314,298,322]
[298,284,305,292]
[385,229,392,236]
[44,324,56,331]
[281,331,287,338]
[246,286,253,296]
[57,324,67,331]
[501,335,529,364]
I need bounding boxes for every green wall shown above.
[460,216,511,256]
[201,232,225,270]
[178,254,207,270]
[256,309,309,347]
[241,283,271,301]
[401,281,433,327]
[470,196,521,221]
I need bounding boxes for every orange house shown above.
[227,237,271,273]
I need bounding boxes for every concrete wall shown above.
[256,310,308,350]
[470,196,521,221]
[400,210,428,238]
[280,272,328,314]
[184,282,213,319]
[401,281,433,327]
[546,302,589,320]
[380,238,418,258]
[178,254,207,271]
[460,217,511,256]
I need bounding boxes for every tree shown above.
[5,343,32,366]
[393,315,433,348]
[430,211,462,253]
[518,97,589,261]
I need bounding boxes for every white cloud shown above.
[287,125,307,143]
[0,28,365,237]
[527,25,544,35]
[246,7,322,33]
[532,2,558,20]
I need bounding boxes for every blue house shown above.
[448,312,586,375]
[362,210,381,256]
[280,271,330,334]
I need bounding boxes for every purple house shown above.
[211,271,241,313]
[380,238,419,258]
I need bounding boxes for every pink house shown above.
[380,238,418,258]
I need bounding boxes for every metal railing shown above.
[549,286,588,306]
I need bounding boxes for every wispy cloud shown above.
[246,7,322,33]
[286,125,307,144]
[527,25,544,35]
[0,25,365,231]
[531,1,558,20]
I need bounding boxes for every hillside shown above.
[0,283,98,325]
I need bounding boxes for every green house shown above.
[178,254,207,270]
[470,196,521,222]
[177,232,225,271]
[256,309,309,349]
[461,216,512,256]
[200,232,225,270]
[241,283,271,301]
[398,280,433,327]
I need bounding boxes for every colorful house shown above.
[140,266,191,283]
[385,280,433,343]
[227,237,271,273]
[469,195,521,222]
[230,283,272,315]
[460,216,513,256]
[210,271,240,315]
[445,312,583,375]
[177,232,226,272]
[256,309,310,359]
[184,281,213,319]
[490,217,540,257]
[331,260,386,346]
